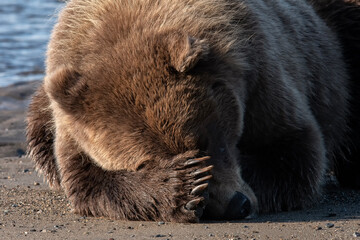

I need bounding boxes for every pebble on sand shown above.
[154,234,166,237]
[326,223,334,228]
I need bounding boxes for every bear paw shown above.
[168,155,213,222]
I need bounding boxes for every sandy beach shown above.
[0,81,359,240]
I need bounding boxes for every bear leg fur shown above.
[54,131,212,222]
[26,85,60,189]
[240,124,326,213]
[309,0,360,188]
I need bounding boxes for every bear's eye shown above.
[211,81,225,91]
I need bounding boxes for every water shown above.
[0,0,65,87]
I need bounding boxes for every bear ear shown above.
[44,65,87,113]
[168,33,209,73]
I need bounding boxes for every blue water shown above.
[0,0,65,87]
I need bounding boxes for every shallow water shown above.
[0,0,64,87]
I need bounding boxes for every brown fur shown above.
[27,86,59,188]
[27,0,352,221]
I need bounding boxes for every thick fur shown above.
[27,0,352,222]
[308,0,360,188]
[27,86,60,188]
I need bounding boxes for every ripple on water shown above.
[0,0,65,87]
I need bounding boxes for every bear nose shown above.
[224,191,251,220]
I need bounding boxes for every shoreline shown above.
[0,80,40,158]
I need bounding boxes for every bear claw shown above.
[193,175,212,185]
[185,197,205,210]
[184,156,211,167]
[191,165,214,177]
[191,183,208,195]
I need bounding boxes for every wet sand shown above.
[0,81,359,240]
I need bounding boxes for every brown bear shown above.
[27,0,351,222]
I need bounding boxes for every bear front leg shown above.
[56,137,212,222]
[26,85,61,189]
[239,124,327,213]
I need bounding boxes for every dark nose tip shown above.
[224,191,251,220]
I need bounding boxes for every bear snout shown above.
[223,191,252,220]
